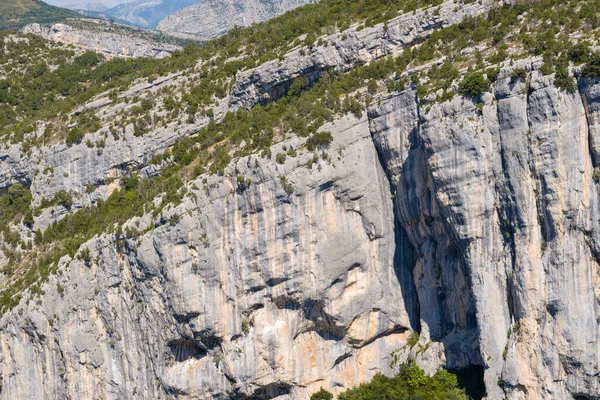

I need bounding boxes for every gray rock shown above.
[157,0,315,40]
[368,69,600,399]
[0,113,428,399]
[22,19,180,59]
[229,0,500,109]
[1,1,599,399]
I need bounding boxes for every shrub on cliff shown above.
[53,191,73,210]
[310,388,333,400]
[288,77,309,97]
[458,72,490,98]
[510,68,527,81]
[306,131,333,151]
[583,52,600,78]
[0,183,33,221]
[554,67,576,93]
[66,127,84,146]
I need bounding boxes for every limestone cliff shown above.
[22,19,182,59]
[1,0,600,399]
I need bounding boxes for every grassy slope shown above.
[0,0,80,30]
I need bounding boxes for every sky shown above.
[45,0,131,7]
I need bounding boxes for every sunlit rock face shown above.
[1,1,600,399]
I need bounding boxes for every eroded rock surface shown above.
[22,20,180,59]
[0,113,434,399]
[1,2,600,399]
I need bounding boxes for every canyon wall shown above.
[1,1,599,399]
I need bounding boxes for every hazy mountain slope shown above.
[0,0,80,30]
[103,0,202,28]
[1,0,600,399]
[64,2,109,12]
[157,0,314,39]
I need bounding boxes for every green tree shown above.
[306,131,333,151]
[288,77,309,97]
[337,360,466,400]
[66,127,84,146]
[583,53,600,78]
[310,388,333,400]
[54,191,73,209]
[458,72,490,97]
[510,68,527,81]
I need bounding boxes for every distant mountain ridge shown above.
[157,0,314,39]
[64,2,108,12]
[102,0,202,29]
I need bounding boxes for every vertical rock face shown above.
[368,68,600,399]
[2,65,599,399]
[0,114,438,399]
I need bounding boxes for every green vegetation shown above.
[583,53,600,78]
[0,183,32,221]
[458,72,490,98]
[201,0,443,66]
[510,68,528,81]
[0,0,79,30]
[306,131,333,151]
[3,0,600,151]
[0,35,203,147]
[53,191,73,209]
[0,173,188,312]
[310,388,333,400]
[333,360,466,400]
[0,0,438,148]
[406,330,420,348]
[0,183,32,250]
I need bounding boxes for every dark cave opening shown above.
[449,365,486,400]
[251,382,292,399]
[167,339,206,362]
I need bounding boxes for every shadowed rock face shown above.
[1,1,600,399]
[369,69,600,399]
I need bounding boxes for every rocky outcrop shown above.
[22,20,180,59]
[1,60,600,399]
[229,0,500,109]
[0,69,231,227]
[157,0,314,40]
[0,112,439,399]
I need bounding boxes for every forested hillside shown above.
[0,0,79,30]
